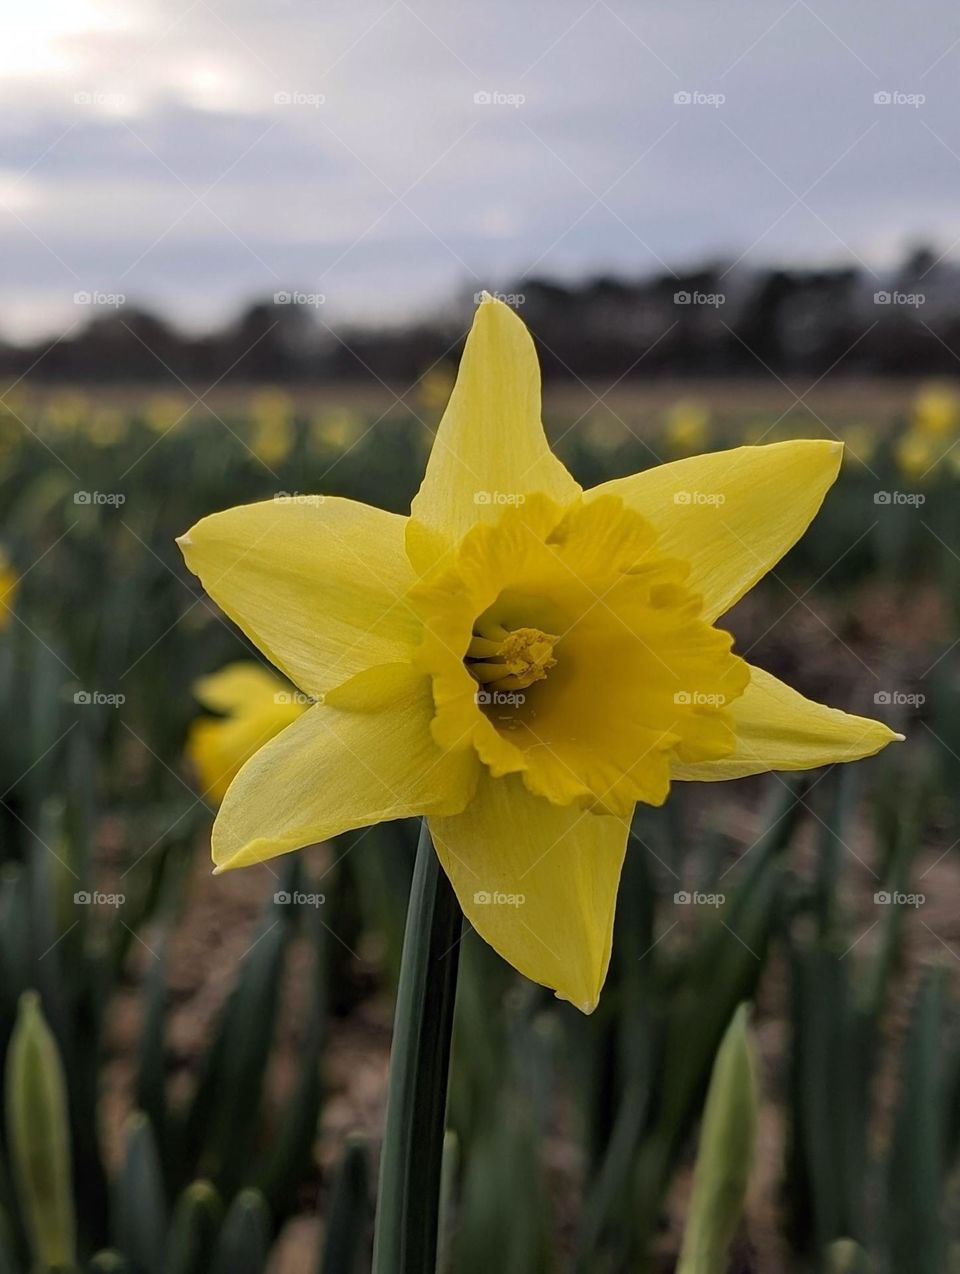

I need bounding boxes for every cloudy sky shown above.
[3,0,958,339]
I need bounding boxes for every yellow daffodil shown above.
[839,424,877,467]
[186,662,309,803]
[664,399,710,456]
[0,550,17,630]
[417,364,456,413]
[178,297,901,1011]
[309,408,365,453]
[250,389,296,467]
[911,384,959,439]
[895,429,939,483]
[144,394,191,435]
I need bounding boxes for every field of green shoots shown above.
[0,377,957,1273]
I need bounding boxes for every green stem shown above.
[373,820,462,1274]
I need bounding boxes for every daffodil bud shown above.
[4,991,76,1270]
[676,1003,759,1274]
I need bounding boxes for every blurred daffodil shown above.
[895,429,939,483]
[664,399,710,456]
[187,663,308,803]
[0,551,18,631]
[911,384,959,439]
[417,364,456,413]
[250,389,295,467]
[179,296,901,1011]
[144,394,190,435]
[88,408,128,448]
[839,424,877,467]
[309,409,364,453]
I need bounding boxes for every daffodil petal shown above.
[212,669,479,871]
[671,665,902,781]
[408,297,579,569]
[429,773,630,1012]
[587,441,842,621]
[178,497,421,698]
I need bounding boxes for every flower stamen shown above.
[466,624,558,692]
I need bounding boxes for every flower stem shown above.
[373,819,462,1274]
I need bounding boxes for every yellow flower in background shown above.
[895,429,939,483]
[88,408,128,448]
[839,424,877,467]
[43,391,89,438]
[187,663,309,804]
[250,389,295,467]
[178,297,901,1012]
[417,364,456,413]
[911,383,959,439]
[0,551,17,630]
[664,399,710,456]
[310,408,364,453]
[144,394,191,435]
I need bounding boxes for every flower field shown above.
[0,358,957,1274]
